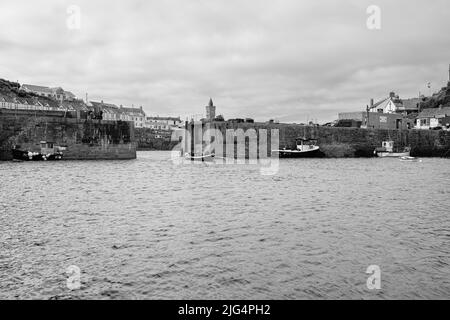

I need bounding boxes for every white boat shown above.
[272,138,321,158]
[375,141,410,158]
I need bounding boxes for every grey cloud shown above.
[0,0,449,123]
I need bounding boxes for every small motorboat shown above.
[375,141,410,158]
[272,138,321,158]
[399,156,422,162]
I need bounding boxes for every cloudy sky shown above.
[1,0,449,122]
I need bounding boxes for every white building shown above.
[416,107,450,129]
[89,101,146,126]
[145,116,182,130]
[369,93,402,114]
[90,101,121,121]
[0,95,61,111]
[368,92,419,115]
[120,106,146,128]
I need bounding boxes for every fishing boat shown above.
[272,138,321,158]
[12,141,64,161]
[374,141,410,158]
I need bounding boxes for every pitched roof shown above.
[22,84,53,94]
[146,116,181,121]
[401,98,420,111]
[64,91,76,98]
[390,98,403,108]
[60,100,89,111]
[418,107,450,118]
[90,101,119,109]
[121,106,145,116]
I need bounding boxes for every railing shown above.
[0,102,67,112]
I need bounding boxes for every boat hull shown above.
[376,151,410,158]
[272,148,321,158]
[12,149,63,161]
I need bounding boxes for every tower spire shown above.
[206,97,216,121]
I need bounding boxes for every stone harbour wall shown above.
[0,111,136,160]
[190,122,450,158]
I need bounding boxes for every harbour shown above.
[0,151,448,299]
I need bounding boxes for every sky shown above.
[0,0,449,123]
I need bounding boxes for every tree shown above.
[214,114,225,122]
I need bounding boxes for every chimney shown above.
[370,98,374,108]
[389,92,395,98]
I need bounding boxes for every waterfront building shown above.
[119,106,146,128]
[415,106,450,129]
[338,111,415,130]
[145,116,182,130]
[367,92,419,115]
[88,101,146,126]
[90,101,121,121]
[205,98,216,121]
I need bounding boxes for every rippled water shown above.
[0,151,449,300]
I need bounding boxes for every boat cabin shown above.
[40,141,55,155]
[296,138,318,152]
[381,141,394,153]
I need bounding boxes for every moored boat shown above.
[12,141,64,161]
[272,138,321,158]
[375,141,410,158]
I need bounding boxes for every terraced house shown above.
[90,101,121,121]
[145,116,182,130]
[21,84,76,101]
[119,105,146,128]
[89,101,146,127]
[0,94,61,111]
